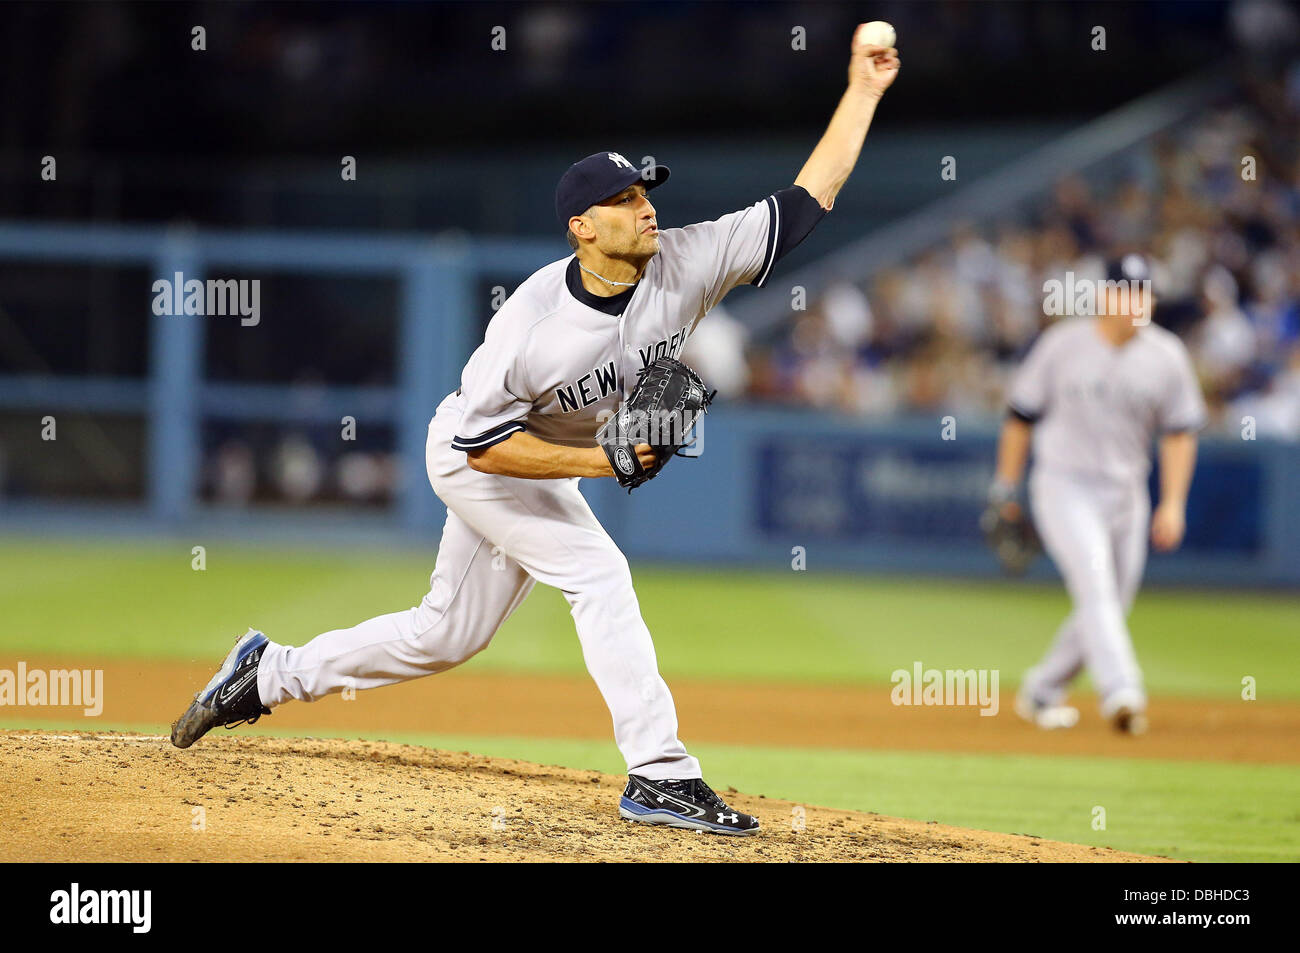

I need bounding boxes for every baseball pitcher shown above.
[170,27,901,835]
[990,255,1206,734]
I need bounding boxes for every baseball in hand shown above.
[856,20,896,49]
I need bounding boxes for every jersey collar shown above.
[565,257,636,316]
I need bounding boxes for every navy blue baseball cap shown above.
[555,151,670,227]
[1106,253,1151,283]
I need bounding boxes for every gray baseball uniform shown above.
[1009,317,1206,712]
[255,187,818,780]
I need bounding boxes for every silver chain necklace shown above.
[578,260,638,288]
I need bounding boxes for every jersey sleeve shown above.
[451,326,534,452]
[1006,326,1060,422]
[667,187,827,314]
[671,197,779,312]
[1158,339,1208,433]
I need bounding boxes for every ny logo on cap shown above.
[607,152,634,171]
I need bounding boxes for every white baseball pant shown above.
[1022,469,1149,713]
[255,397,700,781]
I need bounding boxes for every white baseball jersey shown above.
[449,196,781,451]
[1008,317,1207,485]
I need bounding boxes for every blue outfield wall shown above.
[583,408,1300,588]
[3,400,1295,589]
[1,220,1296,587]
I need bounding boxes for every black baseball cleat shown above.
[170,628,271,749]
[619,775,760,835]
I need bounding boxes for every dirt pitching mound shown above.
[0,730,1167,862]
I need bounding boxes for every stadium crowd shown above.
[739,65,1300,441]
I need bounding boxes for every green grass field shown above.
[4,537,1298,861]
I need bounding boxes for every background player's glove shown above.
[980,482,1041,575]
[596,357,714,492]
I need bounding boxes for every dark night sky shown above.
[1,1,1231,159]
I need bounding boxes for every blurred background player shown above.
[991,255,1207,733]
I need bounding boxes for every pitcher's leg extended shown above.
[258,511,534,705]
[171,509,533,748]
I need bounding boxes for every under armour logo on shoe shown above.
[217,670,257,703]
[717,812,739,824]
[607,152,634,171]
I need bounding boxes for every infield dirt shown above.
[7,656,1297,764]
[1,730,1170,862]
